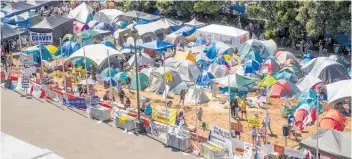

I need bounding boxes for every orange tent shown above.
[174,51,196,63]
[319,109,346,131]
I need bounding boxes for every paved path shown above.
[1,89,197,159]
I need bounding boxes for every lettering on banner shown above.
[231,122,243,132]
[91,96,101,107]
[24,67,37,75]
[247,118,260,127]
[150,122,169,137]
[30,32,53,44]
[211,124,231,141]
[68,98,87,109]
[21,76,30,89]
[157,109,170,119]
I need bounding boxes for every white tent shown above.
[68,2,94,23]
[165,58,201,82]
[296,74,323,91]
[302,57,350,84]
[135,20,172,42]
[146,67,182,92]
[196,24,249,47]
[212,65,229,78]
[326,80,352,104]
[67,44,125,70]
[238,39,277,58]
[184,18,206,28]
[127,53,154,67]
[140,67,155,78]
[164,32,185,46]
[93,9,123,25]
[185,86,210,104]
[226,58,238,67]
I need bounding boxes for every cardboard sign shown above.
[231,122,243,132]
[248,118,260,127]
[30,32,53,44]
[274,144,285,155]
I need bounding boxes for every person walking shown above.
[179,89,187,106]
[197,106,203,122]
[118,89,125,104]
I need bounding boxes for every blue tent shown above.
[349,68,352,78]
[334,33,351,47]
[71,58,93,68]
[137,18,150,24]
[195,37,206,46]
[94,22,113,31]
[24,44,53,65]
[243,50,263,63]
[101,67,119,78]
[273,71,298,83]
[114,72,128,84]
[294,99,322,114]
[204,41,217,59]
[196,71,215,88]
[55,41,81,58]
[297,89,317,100]
[211,57,228,65]
[139,40,175,55]
[100,40,116,49]
[174,26,196,36]
[243,60,260,74]
[102,77,117,86]
[231,5,246,13]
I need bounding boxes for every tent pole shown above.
[106,49,113,109]
[81,39,90,114]
[39,43,46,100]
[316,94,319,158]
[194,82,198,139]
[60,38,67,101]
[228,74,233,159]
[164,54,167,110]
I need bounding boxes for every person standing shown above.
[318,40,324,57]
[125,76,131,93]
[117,80,122,93]
[145,103,152,120]
[119,89,125,104]
[251,125,258,145]
[304,41,310,54]
[197,106,203,122]
[300,40,304,53]
[233,119,242,140]
[289,118,297,140]
[263,113,273,135]
[239,97,247,121]
[179,89,187,106]
[231,96,239,119]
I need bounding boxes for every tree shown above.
[193,1,222,14]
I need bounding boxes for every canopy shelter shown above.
[67,44,125,70]
[297,89,317,100]
[302,57,350,84]
[174,51,196,63]
[300,129,351,159]
[139,40,175,53]
[275,51,298,64]
[261,59,280,74]
[165,58,202,82]
[93,9,124,25]
[326,80,352,104]
[164,32,185,46]
[296,74,324,91]
[269,79,301,98]
[55,41,81,58]
[146,67,182,93]
[130,72,149,90]
[0,22,24,41]
[212,73,257,88]
[68,2,94,23]
[196,71,215,88]
[134,20,172,42]
[319,109,347,131]
[184,18,206,28]
[238,39,277,59]
[30,15,74,44]
[184,86,210,104]
[1,2,35,17]
[196,24,249,47]
[24,45,53,65]
[127,53,155,67]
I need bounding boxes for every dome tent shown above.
[130,72,149,90]
[24,45,53,65]
[275,51,298,64]
[212,65,229,78]
[269,79,301,98]
[127,53,155,67]
[238,39,277,58]
[100,67,119,78]
[196,71,215,88]
[262,59,280,74]
[93,22,113,31]
[55,41,81,58]
[145,67,182,92]
[165,58,201,82]
[273,71,298,83]
[184,86,210,104]
[172,82,189,95]
[241,50,263,63]
[297,89,317,100]
[296,74,324,91]
[319,109,346,131]
[114,72,128,84]
[45,45,58,55]
[93,9,123,25]
[258,75,276,87]
[328,54,348,67]
[326,79,352,104]
[68,2,94,23]
[280,65,303,79]
[243,60,260,74]
[100,40,116,49]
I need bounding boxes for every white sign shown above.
[20,53,34,68]
[30,32,53,44]
[24,67,37,75]
[260,144,274,158]
[211,124,231,141]
[284,148,305,158]
[32,84,42,99]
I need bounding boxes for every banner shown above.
[91,96,101,107]
[231,122,243,132]
[21,77,30,89]
[67,97,87,109]
[30,32,53,44]
[20,53,34,68]
[247,118,260,127]
[32,84,42,99]
[211,124,231,141]
[24,67,37,75]
[15,78,23,91]
[151,106,176,125]
[8,68,23,76]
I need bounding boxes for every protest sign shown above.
[32,84,42,99]
[248,118,260,127]
[210,124,231,142]
[24,67,37,75]
[231,122,243,132]
[8,68,22,76]
[274,144,285,156]
[21,76,30,89]
[20,53,34,68]
[67,98,87,109]
[151,106,176,125]
[30,32,53,44]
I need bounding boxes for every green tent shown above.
[80,29,99,40]
[280,65,303,79]
[212,73,258,88]
[297,89,317,100]
[101,67,119,78]
[258,75,276,88]
[131,72,149,90]
[114,72,128,84]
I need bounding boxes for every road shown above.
[1,89,197,159]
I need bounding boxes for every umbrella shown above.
[79,78,96,85]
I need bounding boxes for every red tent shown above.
[269,80,290,98]
[262,60,280,74]
[319,109,346,131]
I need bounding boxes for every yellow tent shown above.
[174,51,196,63]
[258,75,276,87]
[45,45,58,55]
[223,54,232,61]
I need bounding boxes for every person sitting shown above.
[341,99,350,116]
[124,97,131,109]
[103,91,110,101]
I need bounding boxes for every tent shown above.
[100,67,119,78]
[68,2,94,23]
[300,129,351,159]
[45,45,58,55]
[212,73,258,88]
[134,21,172,42]
[87,20,99,28]
[165,58,202,82]
[114,72,128,84]
[26,0,56,8]
[172,82,189,95]
[196,24,249,47]
[269,79,301,98]
[241,50,263,63]
[334,32,351,48]
[146,67,182,92]
[258,75,276,88]
[55,41,81,58]
[275,51,298,64]
[296,74,324,91]
[100,40,116,49]
[273,71,298,83]
[243,60,260,74]
[196,71,215,88]
[238,39,277,58]
[121,10,161,22]
[195,37,206,46]
[127,53,155,67]
[184,18,206,28]
[319,109,347,131]
[156,18,183,31]
[24,45,53,65]
[164,33,185,46]
[211,65,229,78]
[328,54,348,67]
[93,9,123,25]
[0,22,24,41]
[226,58,238,67]
[73,21,90,34]
[203,41,235,59]
[29,15,74,44]
[130,72,149,90]
[67,44,125,70]
[297,89,317,100]
[326,80,352,104]
[174,26,197,37]
[4,11,36,28]
[211,57,230,69]
[184,86,210,104]
[261,59,280,74]
[62,34,74,42]
[174,51,196,63]
[1,2,35,17]
[280,65,302,79]
[93,22,113,32]
[302,57,350,84]
[139,40,175,53]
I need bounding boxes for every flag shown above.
[300,107,317,130]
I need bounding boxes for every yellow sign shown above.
[248,119,260,127]
[164,72,172,81]
[152,106,176,125]
[118,115,130,125]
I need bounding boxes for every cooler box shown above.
[90,107,110,121]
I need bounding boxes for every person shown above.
[233,119,242,140]
[179,89,187,106]
[74,85,80,96]
[287,112,295,125]
[177,110,185,127]
[117,80,122,93]
[318,40,323,56]
[258,122,266,143]
[230,97,239,119]
[300,40,304,53]
[125,97,131,109]
[341,99,350,116]
[251,125,258,145]
[145,103,152,120]
[125,76,131,93]
[263,113,273,135]
[239,97,247,121]
[304,41,310,54]
[103,91,110,101]
[119,89,125,104]
[289,118,297,140]
[197,106,203,121]
[167,100,173,108]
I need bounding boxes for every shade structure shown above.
[79,78,96,85]
[127,53,154,67]
[297,89,317,100]
[258,75,276,87]
[196,71,215,88]
[275,51,298,64]
[130,72,149,90]
[139,40,175,52]
[302,57,350,84]
[300,129,351,159]
[174,51,196,63]
[184,18,206,28]
[269,79,301,98]
[212,73,258,88]
[2,2,35,17]
[1,22,24,41]
[68,2,94,23]
[100,67,119,78]
[326,80,352,104]
[55,41,81,58]
[45,45,58,55]
[67,44,125,70]
[262,59,280,74]
[319,109,346,131]
[114,72,128,84]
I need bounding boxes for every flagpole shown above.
[316,94,320,158]
[60,38,67,100]
[81,39,89,112]
[106,49,113,107]
[163,54,167,110]
[194,82,198,139]
[228,74,233,158]
[265,74,269,145]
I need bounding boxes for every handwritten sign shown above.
[231,122,243,132]
[21,76,30,89]
[8,68,22,75]
[152,106,176,125]
[248,118,260,127]
[274,144,285,155]
[91,96,101,107]
[211,124,231,141]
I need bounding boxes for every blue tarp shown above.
[139,40,175,52]
[153,10,160,16]
[195,37,206,46]
[204,42,217,59]
[137,18,150,24]
[103,77,117,86]
[93,22,113,32]
[273,71,297,83]
[334,33,351,47]
[24,44,53,65]
[230,5,246,13]
[243,50,263,63]
[55,41,81,58]
[174,26,196,36]
[100,40,116,49]
[196,71,215,88]
[211,57,228,65]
